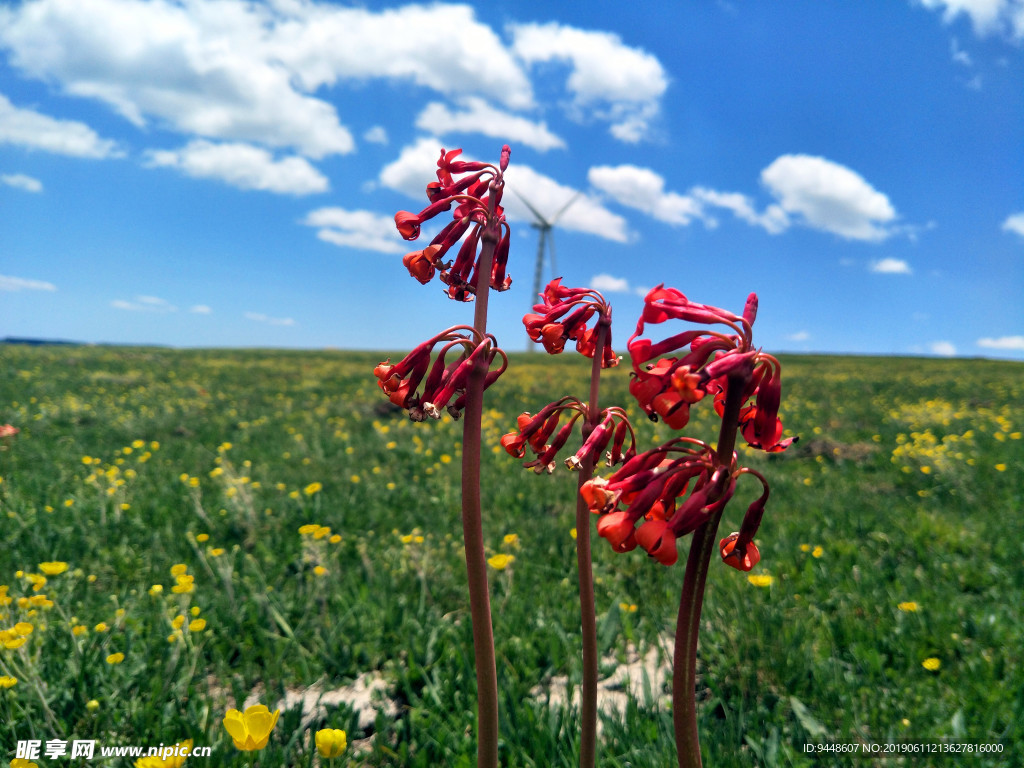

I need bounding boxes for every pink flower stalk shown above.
[524,278,619,367]
[395,147,512,301]
[374,326,507,422]
[628,285,796,453]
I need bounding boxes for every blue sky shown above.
[1,0,1022,357]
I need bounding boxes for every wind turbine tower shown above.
[515,190,579,347]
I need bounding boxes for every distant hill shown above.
[2,336,81,346]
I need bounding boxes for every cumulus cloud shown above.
[760,155,899,241]
[1,173,42,192]
[588,165,788,234]
[915,0,1024,39]
[977,335,1024,350]
[111,295,177,312]
[0,93,119,158]
[302,207,407,254]
[189,304,212,314]
[929,340,957,356]
[1002,212,1024,238]
[510,21,668,142]
[245,311,295,326]
[416,97,565,152]
[870,258,913,274]
[379,137,630,243]
[0,274,56,291]
[787,330,811,342]
[588,165,706,226]
[145,141,328,195]
[363,126,388,145]
[0,0,354,158]
[589,273,632,294]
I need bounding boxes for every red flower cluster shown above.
[580,438,734,566]
[500,397,635,474]
[395,147,512,301]
[523,279,618,367]
[627,285,795,452]
[374,326,507,422]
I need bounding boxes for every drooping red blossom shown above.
[581,437,744,566]
[0,424,19,438]
[523,279,618,367]
[374,326,507,422]
[627,284,796,452]
[395,146,512,301]
[499,398,636,474]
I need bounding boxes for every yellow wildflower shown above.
[94,622,109,633]
[503,533,520,547]
[304,482,322,496]
[223,704,280,751]
[38,561,69,576]
[898,602,919,612]
[86,699,100,711]
[149,584,164,596]
[811,546,824,558]
[189,618,207,632]
[196,533,209,543]
[315,728,348,758]
[922,657,941,671]
[0,675,17,687]
[487,554,515,571]
[170,564,188,577]
[106,652,125,665]
[747,574,774,587]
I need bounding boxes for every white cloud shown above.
[589,274,632,294]
[870,258,913,274]
[189,304,212,314]
[588,165,788,234]
[761,155,899,241]
[916,0,1024,38]
[111,295,177,312]
[1001,212,1024,237]
[977,335,1024,350]
[363,126,388,145]
[1,173,43,192]
[379,137,630,243]
[510,21,668,142]
[302,207,407,254]
[145,141,328,195]
[690,187,790,234]
[0,274,56,291]
[787,331,811,342]
[270,3,534,109]
[416,97,565,152]
[589,165,706,226]
[0,93,119,158]
[245,311,295,327]
[929,340,957,356]
[0,0,354,158]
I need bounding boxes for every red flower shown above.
[627,285,796,452]
[581,438,740,565]
[500,400,635,475]
[524,279,618,367]
[394,146,512,300]
[374,326,507,421]
[0,424,19,438]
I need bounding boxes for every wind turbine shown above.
[514,190,580,347]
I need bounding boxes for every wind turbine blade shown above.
[551,191,581,225]
[511,188,550,227]
[532,229,547,304]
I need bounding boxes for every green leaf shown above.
[790,696,829,739]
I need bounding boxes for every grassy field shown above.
[0,344,1021,767]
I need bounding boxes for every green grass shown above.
[0,345,1021,767]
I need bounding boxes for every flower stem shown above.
[575,318,607,768]
[461,187,501,768]
[673,372,746,768]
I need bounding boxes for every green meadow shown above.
[0,344,1021,767]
